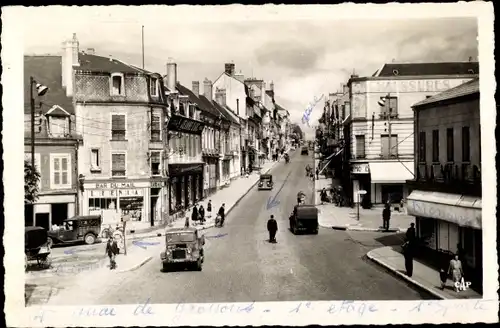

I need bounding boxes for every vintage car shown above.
[47,215,102,247]
[289,205,319,235]
[25,226,52,270]
[301,146,309,155]
[160,227,205,272]
[258,174,274,190]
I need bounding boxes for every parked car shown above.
[289,205,319,235]
[47,215,102,247]
[25,226,52,270]
[160,227,205,272]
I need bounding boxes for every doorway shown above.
[150,188,160,227]
[51,203,68,226]
[25,204,34,226]
[35,213,50,230]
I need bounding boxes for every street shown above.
[40,150,434,306]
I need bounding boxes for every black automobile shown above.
[301,146,309,155]
[25,226,52,270]
[289,205,319,235]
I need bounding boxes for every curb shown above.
[321,224,402,232]
[366,249,446,300]
[117,256,153,273]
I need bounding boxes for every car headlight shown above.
[258,182,263,186]
[186,248,192,254]
[267,182,272,186]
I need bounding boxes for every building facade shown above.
[345,62,478,207]
[24,55,82,230]
[66,34,169,227]
[406,78,482,292]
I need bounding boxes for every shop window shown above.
[120,197,144,221]
[111,114,126,140]
[418,131,426,162]
[111,153,126,177]
[150,110,161,142]
[150,151,161,176]
[419,218,436,249]
[446,128,454,162]
[432,130,439,162]
[462,126,470,162]
[50,154,71,189]
[88,198,117,211]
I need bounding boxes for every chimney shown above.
[224,63,235,76]
[61,33,80,97]
[269,81,274,91]
[166,57,177,91]
[86,48,95,55]
[203,78,213,102]
[192,81,200,97]
[343,84,349,95]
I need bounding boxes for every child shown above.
[439,267,448,290]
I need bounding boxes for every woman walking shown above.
[448,254,464,292]
[207,200,212,219]
[199,204,205,223]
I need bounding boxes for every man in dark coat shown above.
[382,202,391,231]
[267,215,278,243]
[105,237,119,270]
[218,204,226,227]
[406,223,416,244]
[315,168,320,180]
[191,204,199,224]
[403,240,414,277]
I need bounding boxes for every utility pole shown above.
[387,93,392,158]
[30,77,35,170]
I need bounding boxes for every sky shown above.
[13,5,478,139]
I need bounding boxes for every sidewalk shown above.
[314,168,414,232]
[367,246,482,300]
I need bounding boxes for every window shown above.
[381,134,398,158]
[90,148,100,170]
[111,73,124,96]
[446,128,454,162]
[48,117,69,137]
[150,110,161,142]
[150,78,158,96]
[432,130,439,162]
[355,135,365,158]
[380,97,398,118]
[150,151,161,176]
[111,153,126,177]
[462,126,470,162]
[418,131,426,162]
[50,154,71,189]
[111,114,126,140]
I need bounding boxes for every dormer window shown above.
[46,105,71,138]
[110,73,125,96]
[150,77,158,97]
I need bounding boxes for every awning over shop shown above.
[369,161,414,183]
[406,190,482,230]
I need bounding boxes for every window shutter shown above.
[112,154,126,170]
[112,115,125,130]
[381,136,389,157]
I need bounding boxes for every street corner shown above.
[116,256,153,273]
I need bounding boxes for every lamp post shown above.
[30,77,48,169]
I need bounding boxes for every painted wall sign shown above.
[368,79,471,94]
[351,163,370,174]
[169,163,204,176]
[168,115,205,134]
[89,189,143,198]
[95,182,135,189]
[151,181,164,188]
[407,199,481,230]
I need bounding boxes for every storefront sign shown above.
[368,79,471,94]
[151,181,164,188]
[89,189,143,198]
[169,163,204,176]
[95,182,135,189]
[407,199,481,230]
[351,163,369,174]
[168,115,205,134]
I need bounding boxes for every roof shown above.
[176,82,202,106]
[212,100,240,125]
[165,227,197,233]
[376,62,479,77]
[24,56,74,115]
[413,78,479,108]
[196,94,223,119]
[77,53,150,74]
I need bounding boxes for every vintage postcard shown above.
[2,3,497,327]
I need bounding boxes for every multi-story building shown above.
[24,55,82,229]
[163,59,205,215]
[66,34,169,228]
[244,78,268,167]
[344,62,478,207]
[406,78,482,292]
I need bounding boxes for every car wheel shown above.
[196,259,203,271]
[84,233,96,245]
[312,229,319,235]
[47,237,54,248]
[162,263,169,272]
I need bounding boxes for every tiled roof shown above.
[77,53,150,74]
[176,82,201,105]
[212,101,240,125]
[413,78,479,107]
[197,94,224,119]
[24,56,74,114]
[377,62,479,77]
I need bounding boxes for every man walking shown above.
[382,202,391,231]
[403,240,414,277]
[267,215,278,243]
[218,203,226,227]
[105,236,119,270]
[406,223,416,244]
[315,167,319,180]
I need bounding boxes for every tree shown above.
[25,160,41,204]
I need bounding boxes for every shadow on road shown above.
[375,233,406,249]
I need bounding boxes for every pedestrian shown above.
[207,200,212,219]
[402,240,414,277]
[406,223,416,244]
[184,210,190,228]
[315,168,319,180]
[199,204,205,223]
[382,202,391,231]
[218,203,226,227]
[267,214,278,243]
[448,254,464,292]
[439,266,448,290]
[320,188,328,204]
[105,236,119,270]
[191,204,199,225]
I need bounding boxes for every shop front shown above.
[407,189,482,291]
[168,163,204,214]
[368,161,413,205]
[203,157,219,196]
[25,194,76,230]
[83,180,168,227]
[222,156,231,184]
[350,162,371,208]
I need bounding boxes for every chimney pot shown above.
[192,81,200,97]
[166,59,177,91]
[203,78,213,102]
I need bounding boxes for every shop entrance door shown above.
[150,188,160,226]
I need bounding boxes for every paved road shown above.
[43,150,435,305]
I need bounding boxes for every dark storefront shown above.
[168,163,204,214]
[203,156,220,196]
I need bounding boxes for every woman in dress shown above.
[448,254,464,292]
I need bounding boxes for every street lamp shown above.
[30,77,49,170]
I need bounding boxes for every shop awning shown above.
[406,190,482,229]
[369,161,414,183]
